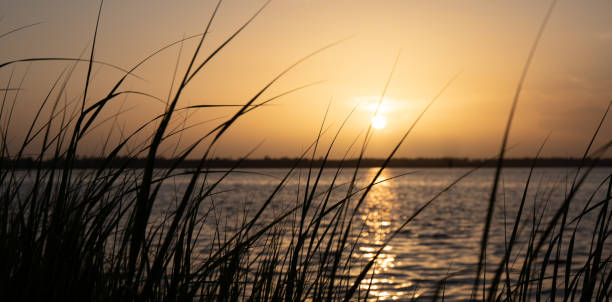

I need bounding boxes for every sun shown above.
[371,115,387,130]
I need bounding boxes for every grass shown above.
[1,0,611,301]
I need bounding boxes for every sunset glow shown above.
[1,1,611,158]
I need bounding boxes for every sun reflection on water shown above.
[356,168,407,301]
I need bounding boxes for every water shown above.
[153,167,611,301]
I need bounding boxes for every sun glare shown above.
[372,115,387,130]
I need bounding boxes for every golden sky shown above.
[1,0,611,159]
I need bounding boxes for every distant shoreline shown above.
[4,157,612,169]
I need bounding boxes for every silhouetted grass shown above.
[1,0,611,301]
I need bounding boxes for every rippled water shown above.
[153,167,611,301]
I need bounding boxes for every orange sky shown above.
[1,0,611,159]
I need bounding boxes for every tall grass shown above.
[1,1,611,301]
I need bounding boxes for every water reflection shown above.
[357,168,407,301]
[159,167,611,301]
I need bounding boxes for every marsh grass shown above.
[1,0,611,301]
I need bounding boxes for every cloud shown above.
[352,95,423,114]
[594,32,612,41]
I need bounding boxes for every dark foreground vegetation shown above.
[1,0,611,301]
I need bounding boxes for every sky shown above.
[1,0,611,159]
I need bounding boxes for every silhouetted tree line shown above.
[3,156,612,169]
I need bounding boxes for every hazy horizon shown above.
[2,0,611,159]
